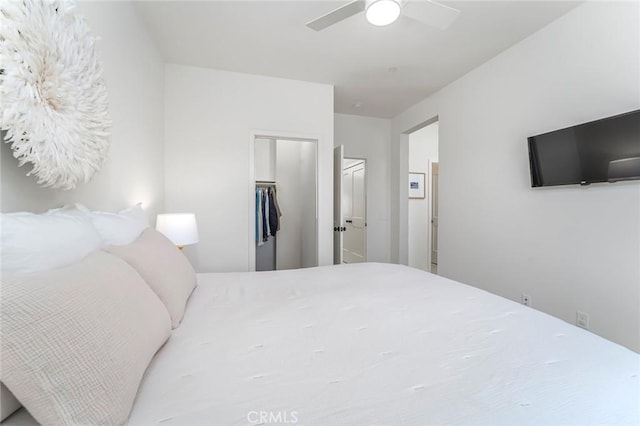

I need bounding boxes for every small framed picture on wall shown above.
[408,172,426,199]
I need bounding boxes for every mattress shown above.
[5,263,639,425]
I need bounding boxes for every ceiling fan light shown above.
[366,0,401,26]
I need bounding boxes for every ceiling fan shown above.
[306,0,460,31]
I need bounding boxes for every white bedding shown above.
[5,263,639,425]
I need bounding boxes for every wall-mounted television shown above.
[528,109,640,187]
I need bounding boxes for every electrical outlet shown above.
[521,293,531,307]
[576,311,590,329]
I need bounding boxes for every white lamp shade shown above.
[156,213,199,246]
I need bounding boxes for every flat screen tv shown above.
[528,109,640,187]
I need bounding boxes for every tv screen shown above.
[528,109,640,187]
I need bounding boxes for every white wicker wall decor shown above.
[0,0,111,189]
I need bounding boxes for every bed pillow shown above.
[0,251,171,425]
[77,203,150,246]
[106,228,197,328]
[0,210,102,277]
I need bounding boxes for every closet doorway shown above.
[251,135,318,272]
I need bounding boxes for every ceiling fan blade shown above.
[306,0,366,31]
[402,0,460,30]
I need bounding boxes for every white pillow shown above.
[0,210,102,277]
[1,250,171,425]
[76,203,150,246]
[107,228,197,328]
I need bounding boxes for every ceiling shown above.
[134,1,581,118]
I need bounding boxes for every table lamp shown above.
[156,213,199,250]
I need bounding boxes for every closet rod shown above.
[256,180,276,186]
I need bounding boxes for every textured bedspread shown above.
[133,263,639,425]
[6,263,639,425]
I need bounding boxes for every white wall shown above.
[300,141,318,268]
[275,141,303,270]
[408,122,438,271]
[334,113,391,263]
[275,140,317,270]
[255,138,276,182]
[0,1,165,219]
[390,1,640,351]
[164,64,333,273]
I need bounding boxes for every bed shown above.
[5,262,639,425]
[5,264,640,425]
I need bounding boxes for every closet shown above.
[255,181,279,271]
[254,137,317,271]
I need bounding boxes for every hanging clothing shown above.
[261,190,269,242]
[256,184,282,245]
[272,187,282,231]
[256,188,264,246]
[264,190,271,238]
[268,187,279,237]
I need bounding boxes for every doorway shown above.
[251,135,318,272]
[430,162,439,274]
[407,121,439,273]
[342,158,366,263]
[333,146,367,264]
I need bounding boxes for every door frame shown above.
[334,146,344,264]
[343,157,367,263]
[405,117,439,272]
[427,161,438,271]
[248,129,320,272]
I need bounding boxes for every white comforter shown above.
[7,263,640,425]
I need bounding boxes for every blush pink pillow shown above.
[1,251,171,425]
[106,228,197,328]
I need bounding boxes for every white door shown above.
[431,162,439,272]
[342,160,366,263]
[333,146,344,264]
